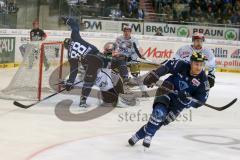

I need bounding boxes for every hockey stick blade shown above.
[157,83,238,111]
[13,101,37,109]
[204,98,237,111]
[13,81,82,109]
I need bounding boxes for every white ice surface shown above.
[0,68,240,160]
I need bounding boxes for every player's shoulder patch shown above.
[192,78,201,87]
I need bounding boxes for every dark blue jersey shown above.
[159,60,210,109]
[66,18,99,59]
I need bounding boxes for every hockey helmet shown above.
[103,42,116,55]
[190,52,207,62]
[192,32,205,42]
[123,25,132,32]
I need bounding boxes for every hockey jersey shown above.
[156,59,210,110]
[66,18,99,59]
[115,35,140,59]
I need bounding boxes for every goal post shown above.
[0,41,65,101]
[38,42,65,101]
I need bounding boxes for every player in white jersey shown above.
[113,25,145,83]
[173,32,216,88]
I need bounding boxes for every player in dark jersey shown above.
[62,17,108,107]
[128,52,210,148]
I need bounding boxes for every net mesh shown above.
[0,41,64,101]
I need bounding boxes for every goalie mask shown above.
[103,42,116,56]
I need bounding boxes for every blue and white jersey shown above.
[66,18,99,59]
[159,59,210,109]
[115,35,140,58]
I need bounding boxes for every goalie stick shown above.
[13,81,82,109]
[156,82,237,111]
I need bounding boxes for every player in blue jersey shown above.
[128,52,210,148]
[61,17,106,107]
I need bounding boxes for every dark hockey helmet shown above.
[103,42,116,55]
[63,38,71,49]
[190,52,208,62]
[192,32,205,42]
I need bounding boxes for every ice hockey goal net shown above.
[0,41,65,101]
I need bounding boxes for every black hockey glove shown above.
[65,81,74,91]
[79,96,87,108]
[207,73,215,88]
[178,91,190,101]
[143,71,159,88]
[61,16,69,24]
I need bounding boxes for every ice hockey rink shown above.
[0,68,240,160]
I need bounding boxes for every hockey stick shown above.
[156,82,237,111]
[13,81,82,109]
[131,58,160,66]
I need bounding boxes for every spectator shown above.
[193,6,204,22]
[205,6,215,22]
[233,0,240,12]
[173,0,184,20]
[214,0,224,12]
[109,8,123,18]
[163,4,174,21]
[137,7,144,20]
[120,0,129,17]
[215,8,223,23]
[230,10,240,24]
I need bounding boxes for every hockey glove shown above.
[178,91,190,101]
[65,81,74,91]
[61,16,69,24]
[79,96,87,108]
[143,71,160,88]
[207,73,215,88]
